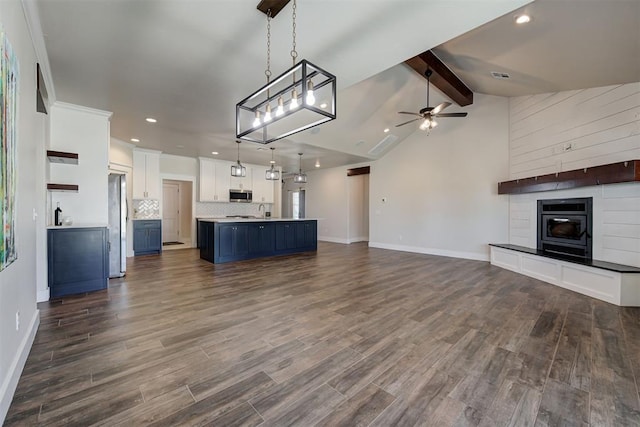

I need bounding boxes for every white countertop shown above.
[197,217,319,223]
[132,217,161,221]
[47,223,108,229]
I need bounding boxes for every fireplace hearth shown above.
[537,197,593,259]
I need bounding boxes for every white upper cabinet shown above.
[133,149,161,199]
[198,158,231,202]
[251,167,275,204]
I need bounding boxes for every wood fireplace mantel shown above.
[498,160,640,195]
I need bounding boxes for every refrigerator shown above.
[108,173,127,278]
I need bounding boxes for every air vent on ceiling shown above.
[490,71,511,80]
[368,134,398,156]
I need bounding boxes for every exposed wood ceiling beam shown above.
[257,0,291,18]
[405,50,473,107]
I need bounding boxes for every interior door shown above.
[162,182,180,242]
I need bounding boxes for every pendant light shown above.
[236,0,336,144]
[231,141,246,177]
[265,147,280,180]
[294,152,307,183]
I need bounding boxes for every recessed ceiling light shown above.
[211,151,219,155]
[515,14,531,24]
[177,145,184,148]
[256,147,266,151]
[130,138,140,142]
[383,128,390,133]
[145,117,157,123]
[320,103,327,109]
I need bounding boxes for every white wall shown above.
[160,153,197,177]
[348,174,369,242]
[369,94,510,261]
[49,102,111,225]
[109,137,133,168]
[508,83,640,267]
[0,0,46,421]
[305,164,371,244]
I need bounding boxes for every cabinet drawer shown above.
[134,220,161,229]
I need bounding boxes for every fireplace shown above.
[537,197,592,259]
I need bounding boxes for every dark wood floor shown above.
[5,242,640,426]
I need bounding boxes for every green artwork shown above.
[1,29,18,272]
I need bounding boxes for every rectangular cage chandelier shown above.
[236,0,336,144]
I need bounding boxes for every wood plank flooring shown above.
[5,242,640,426]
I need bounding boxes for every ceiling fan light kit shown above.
[236,0,336,145]
[396,68,468,133]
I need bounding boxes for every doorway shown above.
[162,179,193,247]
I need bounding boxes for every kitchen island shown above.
[197,218,317,264]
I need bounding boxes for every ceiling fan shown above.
[396,69,468,131]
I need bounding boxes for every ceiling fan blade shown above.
[398,111,422,117]
[430,102,451,115]
[395,118,421,127]
[433,112,468,118]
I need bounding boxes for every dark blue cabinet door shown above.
[148,228,162,251]
[218,224,235,258]
[235,225,249,257]
[249,223,275,254]
[275,223,296,250]
[48,227,108,297]
[133,228,147,252]
[133,220,161,255]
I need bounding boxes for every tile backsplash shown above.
[196,202,273,217]
[133,199,160,219]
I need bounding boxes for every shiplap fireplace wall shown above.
[507,82,640,268]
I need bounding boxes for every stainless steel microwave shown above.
[229,189,252,203]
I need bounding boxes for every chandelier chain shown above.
[265,9,272,81]
[291,0,298,64]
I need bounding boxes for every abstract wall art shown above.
[1,30,19,272]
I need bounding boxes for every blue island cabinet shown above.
[48,227,109,298]
[199,220,317,264]
[133,220,162,255]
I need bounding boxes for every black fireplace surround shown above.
[537,197,593,260]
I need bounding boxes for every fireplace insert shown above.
[537,197,592,259]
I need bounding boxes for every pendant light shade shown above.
[294,152,307,183]
[231,141,246,177]
[265,147,280,180]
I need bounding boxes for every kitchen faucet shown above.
[258,203,265,218]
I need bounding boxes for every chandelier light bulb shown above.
[253,111,261,128]
[264,104,272,122]
[305,80,315,105]
[290,89,299,110]
[276,96,285,117]
[419,119,429,131]
[431,120,438,128]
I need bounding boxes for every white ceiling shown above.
[34,0,638,172]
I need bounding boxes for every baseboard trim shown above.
[318,236,350,244]
[367,241,489,262]
[0,309,40,424]
[37,288,49,302]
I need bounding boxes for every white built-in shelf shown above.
[47,150,78,164]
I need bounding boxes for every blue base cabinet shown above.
[133,220,162,255]
[199,220,317,264]
[48,227,109,298]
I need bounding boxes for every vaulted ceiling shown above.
[34,0,639,173]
